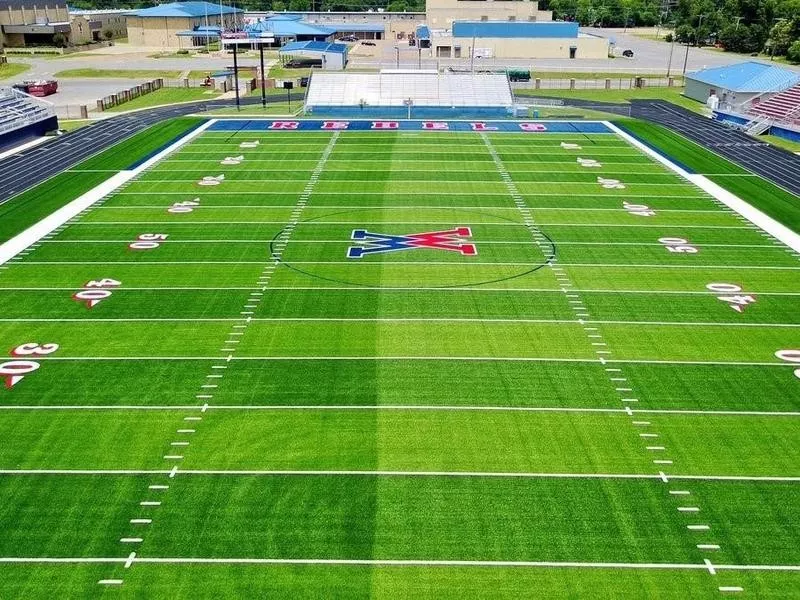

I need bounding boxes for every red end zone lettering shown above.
[519,123,548,132]
[321,121,349,129]
[471,122,498,131]
[422,122,449,130]
[269,121,299,129]
[371,121,399,129]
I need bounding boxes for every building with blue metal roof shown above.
[427,19,607,60]
[126,1,242,47]
[279,40,348,69]
[245,15,334,44]
[685,61,800,104]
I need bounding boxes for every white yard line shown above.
[0,469,797,481]
[2,317,796,328]
[26,357,793,367]
[0,405,797,416]
[2,287,798,296]
[0,120,217,267]
[0,556,797,571]
[604,121,800,254]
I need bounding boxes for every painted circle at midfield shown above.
[271,208,556,289]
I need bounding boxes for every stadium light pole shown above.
[232,40,240,111]
[259,42,266,108]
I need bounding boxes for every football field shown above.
[0,120,799,598]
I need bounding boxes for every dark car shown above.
[622,49,634,58]
[362,41,376,46]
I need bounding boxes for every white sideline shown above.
[0,557,797,571]
[0,119,217,266]
[604,121,800,254]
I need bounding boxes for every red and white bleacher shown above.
[747,83,800,126]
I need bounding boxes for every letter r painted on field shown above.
[321,121,349,129]
[269,121,300,129]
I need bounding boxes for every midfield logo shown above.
[346,227,477,258]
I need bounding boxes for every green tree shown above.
[768,19,794,55]
[787,39,800,62]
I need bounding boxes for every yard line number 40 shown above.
[73,278,121,309]
[1,343,59,389]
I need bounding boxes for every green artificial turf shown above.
[0,117,204,244]
[617,120,800,233]
[0,126,798,598]
[105,88,221,113]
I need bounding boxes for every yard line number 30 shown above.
[1,343,59,389]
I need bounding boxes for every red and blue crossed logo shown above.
[347,227,477,258]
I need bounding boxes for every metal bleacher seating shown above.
[305,70,513,112]
[747,83,800,127]
[0,87,56,136]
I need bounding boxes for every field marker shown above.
[169,466,179,478]
[719,587,743,593]
[130,519,151,525]
[698,545,720,550]
[184,417,201,421]
[659,471,669,483]
[98,579,123,585]
[148,485,169,490]
[125,552,136,568]
[120,538,142,543]
[653,460,673,465]
[632,421,650,426]
[163,455,183,460]
[705,559,717,575]
[688,525,710,531]
[177,429,195,433]
[646,446,665,451]
[170,442,189,447]
[678,507,700,512]
[669,490,691,495]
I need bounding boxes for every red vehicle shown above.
[13,80,58,97]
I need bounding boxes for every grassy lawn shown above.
[619,119,800,233]
[56,119,92,132]
[762,133,800,153]
[0,117,203,244]
[534,71,683,81]
[0,62,31,81]
[53,68,182,79]
[515,86,706,114]
[105,87,221,112]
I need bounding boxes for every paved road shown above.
[354,27,800,74]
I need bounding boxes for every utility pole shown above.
[666,35,675,77]
[259,43,266,108]
[470,32,476,72]
[232,41,240,111]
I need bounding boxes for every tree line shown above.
[543,0,800,61]
[68,0,425,14]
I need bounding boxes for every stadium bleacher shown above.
[0,87,57,150]
[305,70,514,117]
[747,83,800,126]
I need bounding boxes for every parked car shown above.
[362,41,376,46]
[337,35,358,42]
[622,49,634,58]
